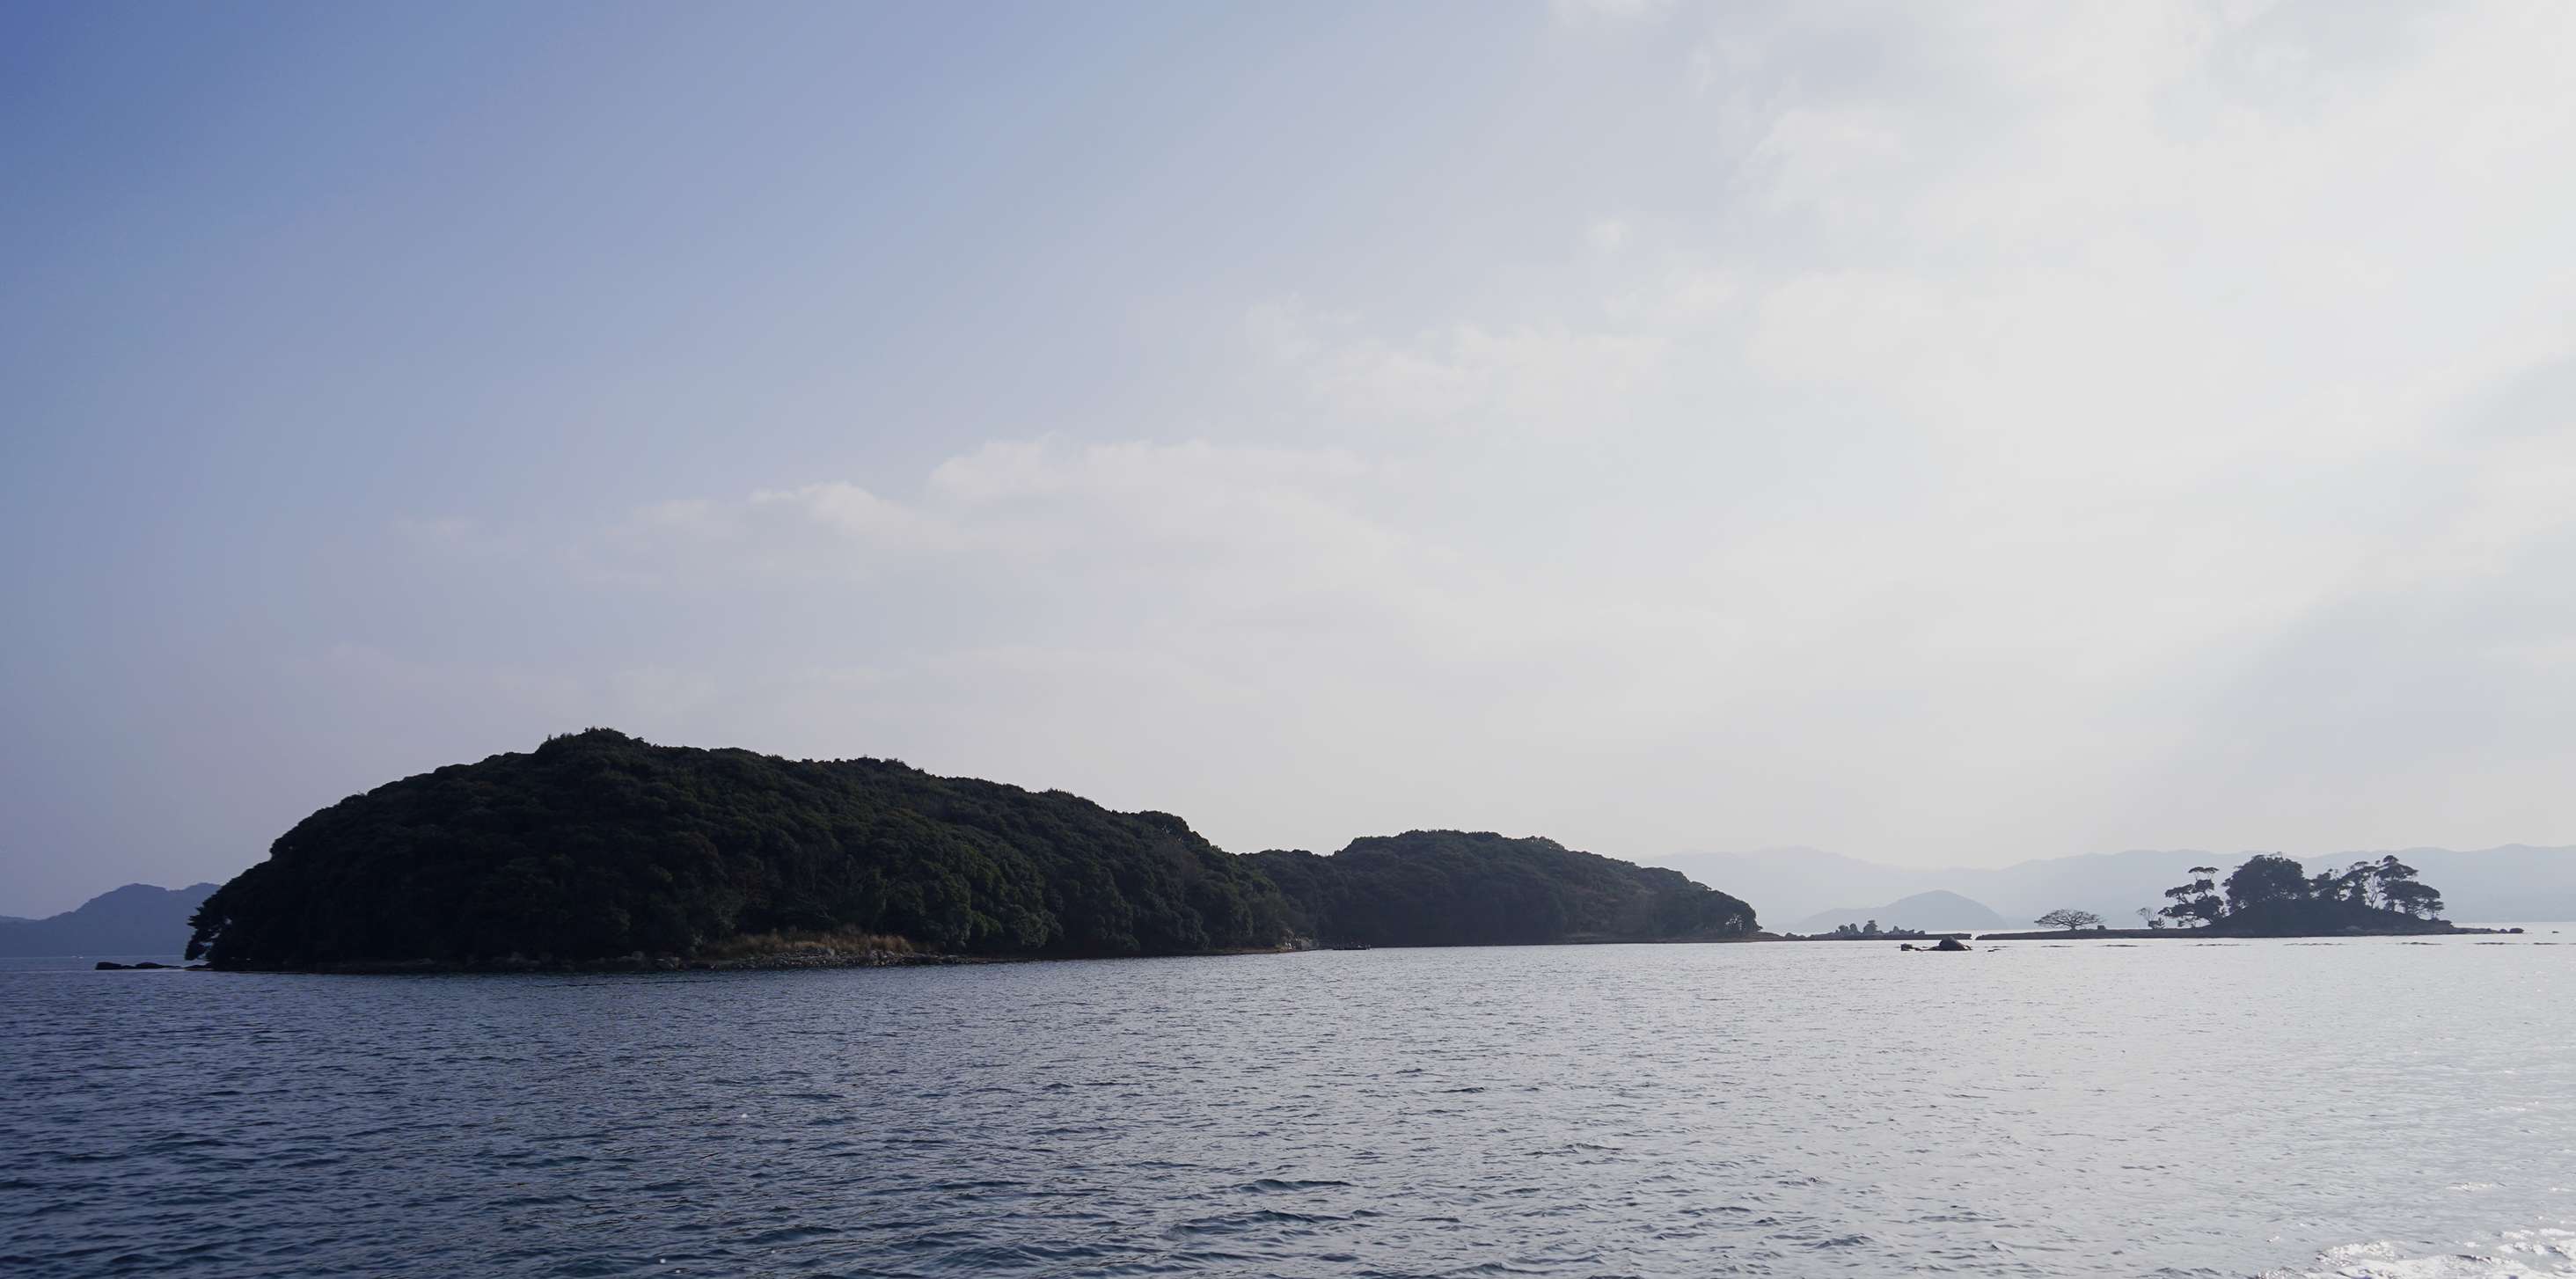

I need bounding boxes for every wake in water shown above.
[2273,1227,2576,1278]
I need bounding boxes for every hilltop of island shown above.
[186,729,1761,970]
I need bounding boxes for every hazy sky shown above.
[7,1,2575,914]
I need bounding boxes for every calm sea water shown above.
[5,933,2572,1278]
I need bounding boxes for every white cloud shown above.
[1748,105,1908,220]
[753,482,964,552]
[1244,297,1675,438]
[1551,0,1673,26]
[384,1,2576,868]
[44,1,2576,916]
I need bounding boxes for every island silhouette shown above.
[174,730,2495,972]
[185,729,1758,971]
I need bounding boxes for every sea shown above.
[4,932,2572,1278]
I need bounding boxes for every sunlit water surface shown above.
[5,933,2573,1277]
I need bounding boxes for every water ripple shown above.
[4,938,2573,1276]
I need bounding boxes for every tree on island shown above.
[2140,853,2450,936]
[2224,853,2310,908]
[2371,855,2444,918]
[2035,909,2103,932]
[2158,866,2222,927]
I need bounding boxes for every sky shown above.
[6,0,2576,915]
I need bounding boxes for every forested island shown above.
[1979,852,2492,939]
[1250,832,1755,948]
[186,730,1761,970]
[2152,853,2450,932]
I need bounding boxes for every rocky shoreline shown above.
[195,947,969,975]
[196,941,1343,975]
[1773,932,1974,943]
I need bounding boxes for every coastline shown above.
[205,949,971,976]
[200,942,1347,975]
[173,923,2542,973]
[1972,924,2519,941]
[194,935,1797,974]
[1769,932,1974,943]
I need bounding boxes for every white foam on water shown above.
[2269,1228,2576,1279]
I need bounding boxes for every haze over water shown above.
[9,937,2572,1278]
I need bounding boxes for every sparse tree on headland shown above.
[2036,909,2103,932]
[2159,866,2222,927]
[2374,856,2443,917]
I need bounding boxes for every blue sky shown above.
[8,1,2576,913]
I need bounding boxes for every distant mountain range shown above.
[1656,844,2576,928]
[1792,889,2005,934]
[0,883,218,957]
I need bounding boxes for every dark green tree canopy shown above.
[188,729,1291,968]
[1248,830,1758,947]
[2148,853,2450,936]
[2223,854,2312,913]
[188,732,1768,969]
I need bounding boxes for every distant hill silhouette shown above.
[1658,844,2576,925]
[0,883,219,957]
[1793,889,2004,934]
